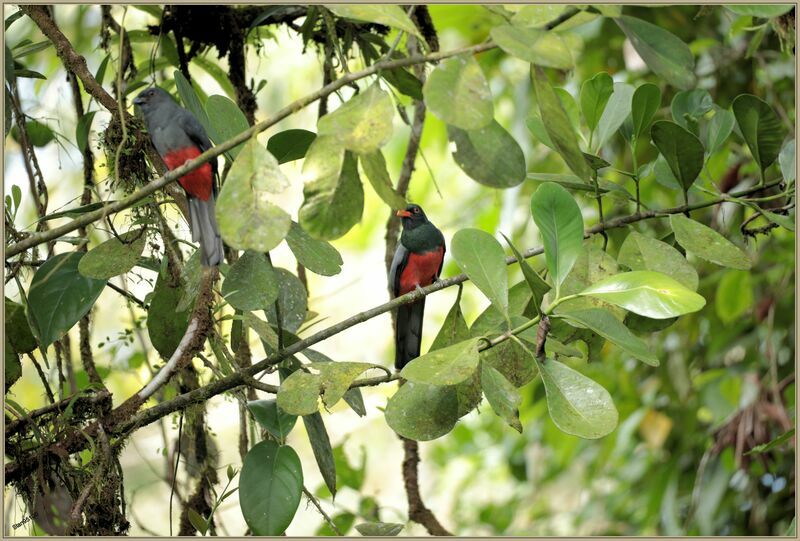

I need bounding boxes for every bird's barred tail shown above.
[395,298,425,370]
[188,197,224,267]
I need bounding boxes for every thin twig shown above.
[303,486,342,535]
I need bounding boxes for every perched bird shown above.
[389,204,446,370]
[133,87,224,267]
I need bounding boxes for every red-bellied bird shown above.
[389,204,446,370]
[133,87,224,267]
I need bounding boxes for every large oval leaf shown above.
[221,250,278,311]
[285,221,343,277]
[491,25,580,69]
[247,399,297,441]
[216,138,291,252]
[147,265,191,358]
[530,182,584,298]
[400,338,481,386]
[614,15,695,90]
[205,94,249,158]
[267,129,316,164]
[5,297,37,354]
[447,121,526,188]
[559,308,659,366]
[318,83,394,154]
[422,54,493,130]
[28,253,106,348]
[532,66,591,182]
[538,357,618,439]
[705,107,735,154]
[327,5,423,39]
[578,270,706,319]
[78,229,145,280]
[671,89,712,132]
[650,120,704,194]
[358,150,407,209]
[385,381,459,441]
[451,229,509,317]
[732,94,785,176]
[631,83,661,141]
[580,72,614,135]
[669,214,752,270]
[239,440,303,536]
[618,231,698,290]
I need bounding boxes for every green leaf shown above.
[216,138,291,252]
[447,121,526,188]
[481,364,522,432]
[299,140,364,240]
[277,370,319,415]
[382,66,423,100]
[491,25,580,69]
[385,380,460,441]
[537,357,618,439]
[650,120,704,194]
[715,270,754,324]
[553,245,622,318]
[318,84,394,154]
[422,54,493,130]
[5,338,21,392]
[221,251,278,311]
[28,253,106,348]
[205,94,249,158]
[317,513,355,536]
[745,428,795,455]
[40,201,115,222]
[78,230,146,280]
[510,5,565,27]
[500,233,550,315]
[618,231,699,290]
[285,221,343,277]
[327,5,423,39]
[265,268,308,333]
[705,108,735,154]
[451,229,509,317]
[239,441,303,536]
[595,83,634,151]
[726,5,794,17]
[302,411,337,497]
[614,15,695,90]
[193,55,237,99]
[355,522,404,536]
[147,265,191,358]
[669,214,752,269]
[12,40,51,58]
[187,509,208,535]
[532,66,591,182]
[671,89,712,132]
[630,83,661,141]
[358,150,407,209]
[267,129,316,164]
[401,338,481,386]
[779,138,795,183]
[5,298,37,354]
[580,72,614,135]
[430,287,470,351]
[530,182,584,297]
[578,270,706,319]
[247,399,297,441]
[75,111,97,154]
[732,94,785,177]
[11,120,54,147]
[174,70,215,141]
[559,308,659,366]
[312,361,374,409]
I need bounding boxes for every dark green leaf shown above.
[265,268,308,333]
[5,298,37,354]
[5,10,24,30]
[614,15,695,90]
[559,308,659,366]
[205,94,249,158]
[174,70,215,141]
[40,201,114,222]
[631,83,661,141]
[650,120,704,193]
[187,509,208,535]
[78,230,146,280]
[285,221,343,277]
[447,121,526,188]
[481,364,522,432]
[451,228,509,316]
[423,54,493,130]
[382,67,423,100]
[247,399,297,441]
[239,441,303,535]
[222,251,278,311]
[75,111,97,154]
[715,270,753,324]
[671,89,712,132]
[580,72,614,134]
[530,182,584,297]
[670,214,752,269]
[5,337,21,392]
[267,129,316,164]
[147,265,191,358]
[745,428,795,455]
[430,287,470,351]
[705,107,735,154]
[500,233,550,315]
[302,412,337,497]
[732,94,785,176]
[28,253,106,348]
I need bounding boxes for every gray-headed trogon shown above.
[133,87,224,267]
[389,204,446,370]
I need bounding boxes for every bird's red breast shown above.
[163,146,213,201]
[399,246,444,295]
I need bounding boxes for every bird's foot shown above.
[415,284,426,296]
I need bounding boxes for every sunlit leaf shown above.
[401,338,481,386]
[618,231,698,290]
[318,83,394,154]
[670,214,752,269]
[423,54,493,130]
[328,5,423,39]
[492,25,580,69]
[595,83,634,151]
[78,229,146,280]
[559,308,659,366]
[452,229,509,316]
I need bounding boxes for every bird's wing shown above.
[389,243,410,297]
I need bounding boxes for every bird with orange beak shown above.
[389,204,446,369]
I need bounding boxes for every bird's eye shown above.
[413,207,420,214]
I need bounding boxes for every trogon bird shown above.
[133,87,224,267]
[389,204,446,370]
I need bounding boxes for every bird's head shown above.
[396,204,428,229]
[132,87,174,114]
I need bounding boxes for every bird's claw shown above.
[415,284,426,296]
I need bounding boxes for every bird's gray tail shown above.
[188,197,224,267]
[395,298,425,370]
